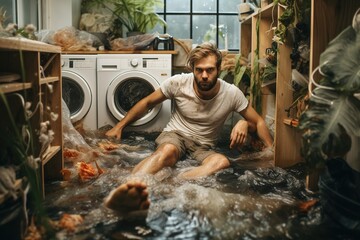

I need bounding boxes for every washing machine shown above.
[61,55,97,130]
[97,54,172,132]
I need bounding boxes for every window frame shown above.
[157,0,239,52]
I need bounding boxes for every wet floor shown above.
[44,124,356,240]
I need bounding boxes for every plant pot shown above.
[319,158,360,233]
[0,197,27,240]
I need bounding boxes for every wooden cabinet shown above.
[240,0,360,188]
[0,38,63,197]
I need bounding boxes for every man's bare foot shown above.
[104,181,150,216]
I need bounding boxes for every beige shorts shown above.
[155,130,217,162]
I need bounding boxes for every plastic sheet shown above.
[110,33,158,51]
[36,26,104,51]
[62,99,91,151]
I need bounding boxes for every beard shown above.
[194,75,218,91]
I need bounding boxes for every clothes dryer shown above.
[61,55,97,130]
[97,54,172,132]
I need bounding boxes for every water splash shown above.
[44,125,354,239]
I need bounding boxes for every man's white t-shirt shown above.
[160,73,248,147]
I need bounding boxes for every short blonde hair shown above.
[186,42,222,71]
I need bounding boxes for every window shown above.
[155,0,240,52]
[0,0,41,29]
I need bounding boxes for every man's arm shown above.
[239,105,274,148]
[106,88,168,139]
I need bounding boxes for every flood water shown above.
[44,121,356,239]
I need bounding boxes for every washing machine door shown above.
[62,71,92,123]
[107,71,162,126]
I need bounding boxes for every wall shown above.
[42,0,81,30]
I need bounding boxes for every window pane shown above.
[193,0,216,13]
[167,0,190,12]
[1,0,17,25]
[192,15,216,45]
[219,15,239,50]
[21,0,39,27]
[219,0,239,13]
[152,14,165,34]
[166,15,190,39]
[155,0,164,12]
[160,0,240,51]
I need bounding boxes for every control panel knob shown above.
[130,58,139,67]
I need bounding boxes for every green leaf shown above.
[279,7,294,27]
[319,26,360,93]
[82,0,166,34]
[234,65,247,88]
[299,88,360,168]
[219,69,229,79]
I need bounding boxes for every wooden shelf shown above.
[0,38,63,198]
[42,145,61,165]
[241,15,253,25]
[259,2,277,18]
[40,77,60,85]
[0,82,32,93]
[0,37,60,53]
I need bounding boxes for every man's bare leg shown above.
[104,181,150,216]
[104,144,179,217]
[178,153,230,179]
[132,143,179,175]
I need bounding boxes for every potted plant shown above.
[298,9,360,233]
[81,0,166,38]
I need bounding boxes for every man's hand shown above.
[230,120,248,150]
[105,125,123,140]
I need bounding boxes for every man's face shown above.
[193,55,219,91]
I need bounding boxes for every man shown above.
[104,42,273,214]
[106,42,273,179]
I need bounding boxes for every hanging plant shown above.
[251,13,262,114]
[269,0,311,119]
[272,0,310,45]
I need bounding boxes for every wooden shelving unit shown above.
[240,3,298,167]
[240,0,360,189]
[0,37,63,197]
[273,4,302,169]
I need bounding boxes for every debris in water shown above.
[298,199,318,212]
[56,213,84,232]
